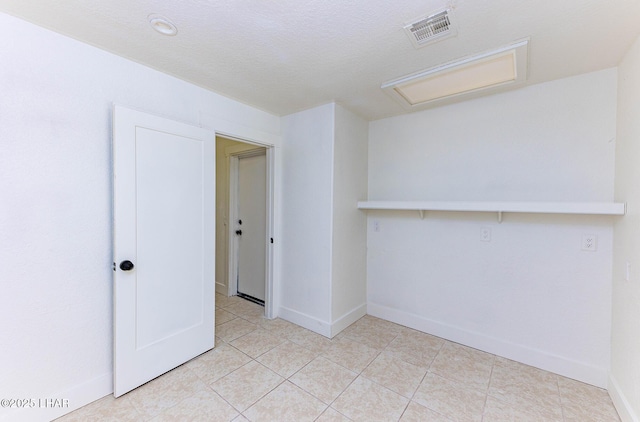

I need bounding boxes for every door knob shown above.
[119,260,135,271]
[236,230,242,235]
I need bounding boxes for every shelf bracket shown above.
[497,211,503,224]
[418,210,425,219]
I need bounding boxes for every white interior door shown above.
[112,106,215,397]
[236,152,266,302]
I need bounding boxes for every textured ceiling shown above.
[1,0,639,120]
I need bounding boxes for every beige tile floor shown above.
[57,294,621,422]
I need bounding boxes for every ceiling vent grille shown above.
[404,9,456,48]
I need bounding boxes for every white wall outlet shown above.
[581,234,597,251]
[480,227,491,242]
[373,220,380,232]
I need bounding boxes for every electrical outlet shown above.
[373,220,380,232]
[581,234,597,251]
[480,227,491,242]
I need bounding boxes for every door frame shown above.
[223,137,275,319]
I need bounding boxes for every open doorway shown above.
[215,135,274,318]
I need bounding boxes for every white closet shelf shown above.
[357,201,626,222]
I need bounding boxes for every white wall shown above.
[280,104,335,331]
[367,69,618,387]
[280,103,368,337]
[0,13,280,422]
[331,105,368,333]
[611,34,640,422]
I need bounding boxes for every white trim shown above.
[264,147,276,319]
[279,306,332,337]
[278,303,366,339]
[0,373,112,422]
[224,144,264,158]
[609,375,639,422]
[215,281,227,295]
[110,103,281,147]
[330,303,367,337]
[368,302,608,388]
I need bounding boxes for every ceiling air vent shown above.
[404,9,456,49]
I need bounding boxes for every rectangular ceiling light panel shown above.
[396,52,516,105]
[383,39,529,109]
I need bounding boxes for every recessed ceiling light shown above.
[382,39,529,109]
[148,14,178,36]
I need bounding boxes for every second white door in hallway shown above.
[235,151,267,302]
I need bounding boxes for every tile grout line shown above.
[223,315,338,421]
[198,341,251,418]
[479,357,497,422]
[317,323,398,420]
[374,329,413,422]
[405,338,455,422]
[558,375,567,422]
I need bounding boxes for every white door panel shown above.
[113,106,215,397]
[237,153,266,301]
[135,128,205,346]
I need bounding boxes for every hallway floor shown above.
[57,294,620,421]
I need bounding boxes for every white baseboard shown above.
[279,306,332,337]
[215,282,227,295]
[609,375,639,422]
[368,302,608,388]
[330,303,367,337]
[0,372,112,422]
[279,304,367,339]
